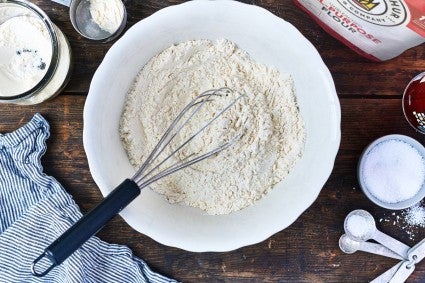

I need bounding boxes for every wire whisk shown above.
[31,87,245,277]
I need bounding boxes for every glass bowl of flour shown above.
[0,0,72,104]
[84,0,341,251]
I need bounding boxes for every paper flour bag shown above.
[294,0,425,61]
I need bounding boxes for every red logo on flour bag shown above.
[294,0,425,61]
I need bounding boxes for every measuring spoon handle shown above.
[373,230,410,259]
[370,261,403,283]
[407,238,425,262]
[388,261,415,283]
[360,242,404,260]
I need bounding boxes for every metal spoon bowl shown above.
[343,209,376,242]
[339,234,404,260]
[339,234,360,254]
[343,209,410,259]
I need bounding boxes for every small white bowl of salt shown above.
[358,134,425,210]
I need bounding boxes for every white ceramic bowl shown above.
[83,0,341,252]
[358,134,425,210]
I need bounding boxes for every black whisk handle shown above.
[31,179,140,277]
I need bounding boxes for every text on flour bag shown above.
[293,0,425,61]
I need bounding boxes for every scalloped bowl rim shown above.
[83,0,341,252]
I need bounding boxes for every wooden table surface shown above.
[2,0,425,282]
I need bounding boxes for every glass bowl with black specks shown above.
[0,0,72,105]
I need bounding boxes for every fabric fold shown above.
[0,114,176,283]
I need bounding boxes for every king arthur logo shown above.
[337,0,407,26]
[352,0,380,11]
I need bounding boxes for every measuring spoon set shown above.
[340,209,425,283]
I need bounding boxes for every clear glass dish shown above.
[0,0,71,105]
[402,71,425,134]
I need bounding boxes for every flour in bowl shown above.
[0,15,52,96]
[89,0,124,34]
[120,39,305,215]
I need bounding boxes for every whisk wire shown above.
[131,89,216,179]
[137,137,237,188]
[132,87,243,187]
[134,89,219,181]
[137,91,244,185]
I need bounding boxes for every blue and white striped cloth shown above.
[0,114,177,283]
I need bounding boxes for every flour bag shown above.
[294,0,425,61]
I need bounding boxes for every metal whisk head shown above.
[131,87,245,189]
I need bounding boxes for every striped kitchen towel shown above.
[0,113,177,283]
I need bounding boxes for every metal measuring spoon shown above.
[66,0,126,41]
[369,237,425,282]
[339,234,404,260]
[344,210,410,259]
[370,261,404,283]
[389,238,425,282]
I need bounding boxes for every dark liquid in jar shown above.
[403,72,425,133]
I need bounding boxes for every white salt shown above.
[379,202,425,240]
[362,139,425,203]
[404,203,425,227]
[346,214,370,238]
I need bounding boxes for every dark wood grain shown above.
[1,0,425,282]
[32,0,425,97]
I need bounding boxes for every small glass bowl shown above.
[358,134,425,210]
[402,71,425,134]
[0,0,72,105]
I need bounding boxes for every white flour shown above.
[120,39,305,215]
[89,0,123,34]
[0,15,52,96]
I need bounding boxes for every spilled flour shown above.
[120,39,305,215]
